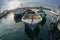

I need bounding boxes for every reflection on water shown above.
[49,20,60,33]
[0,12,16,38]
[25,26,40,40]
[0,12,15,25]
[0,10,60,40]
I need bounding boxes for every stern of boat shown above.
[24,22,40,31]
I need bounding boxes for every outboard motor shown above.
[14,13,22,23]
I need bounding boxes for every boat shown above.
[57,23,60,32]
[14,12,22,23]
[22,10,42,31]
[51,10,60,32]
[14,13,22,19]
[14,8,27,20]
[37,10,47,19]
[37,6,47,19]
[14,8,26,19]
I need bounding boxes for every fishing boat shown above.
[37,6,47,19]
[14,12,23,23]
[57,23,60,31]
[57,6,60,31]
[14,8,26,19]
[22,10,42,31]
[14,13,22,19]
[37,10,47,19]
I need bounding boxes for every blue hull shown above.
[24,22,40,31]
[14,14,22,23]
[14,14,22,19]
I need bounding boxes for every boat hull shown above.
[24,22,40,31]
[37,11,47,19]
[39,14,46,19]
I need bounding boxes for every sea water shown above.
[0,10,60,40]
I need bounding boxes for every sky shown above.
[0,0,60,12]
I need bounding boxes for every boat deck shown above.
[22,13,42,24]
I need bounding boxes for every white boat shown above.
[57,23,60,31]
[22,10,42,31]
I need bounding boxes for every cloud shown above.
[1,1,22,12]
[0,0,60,12]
